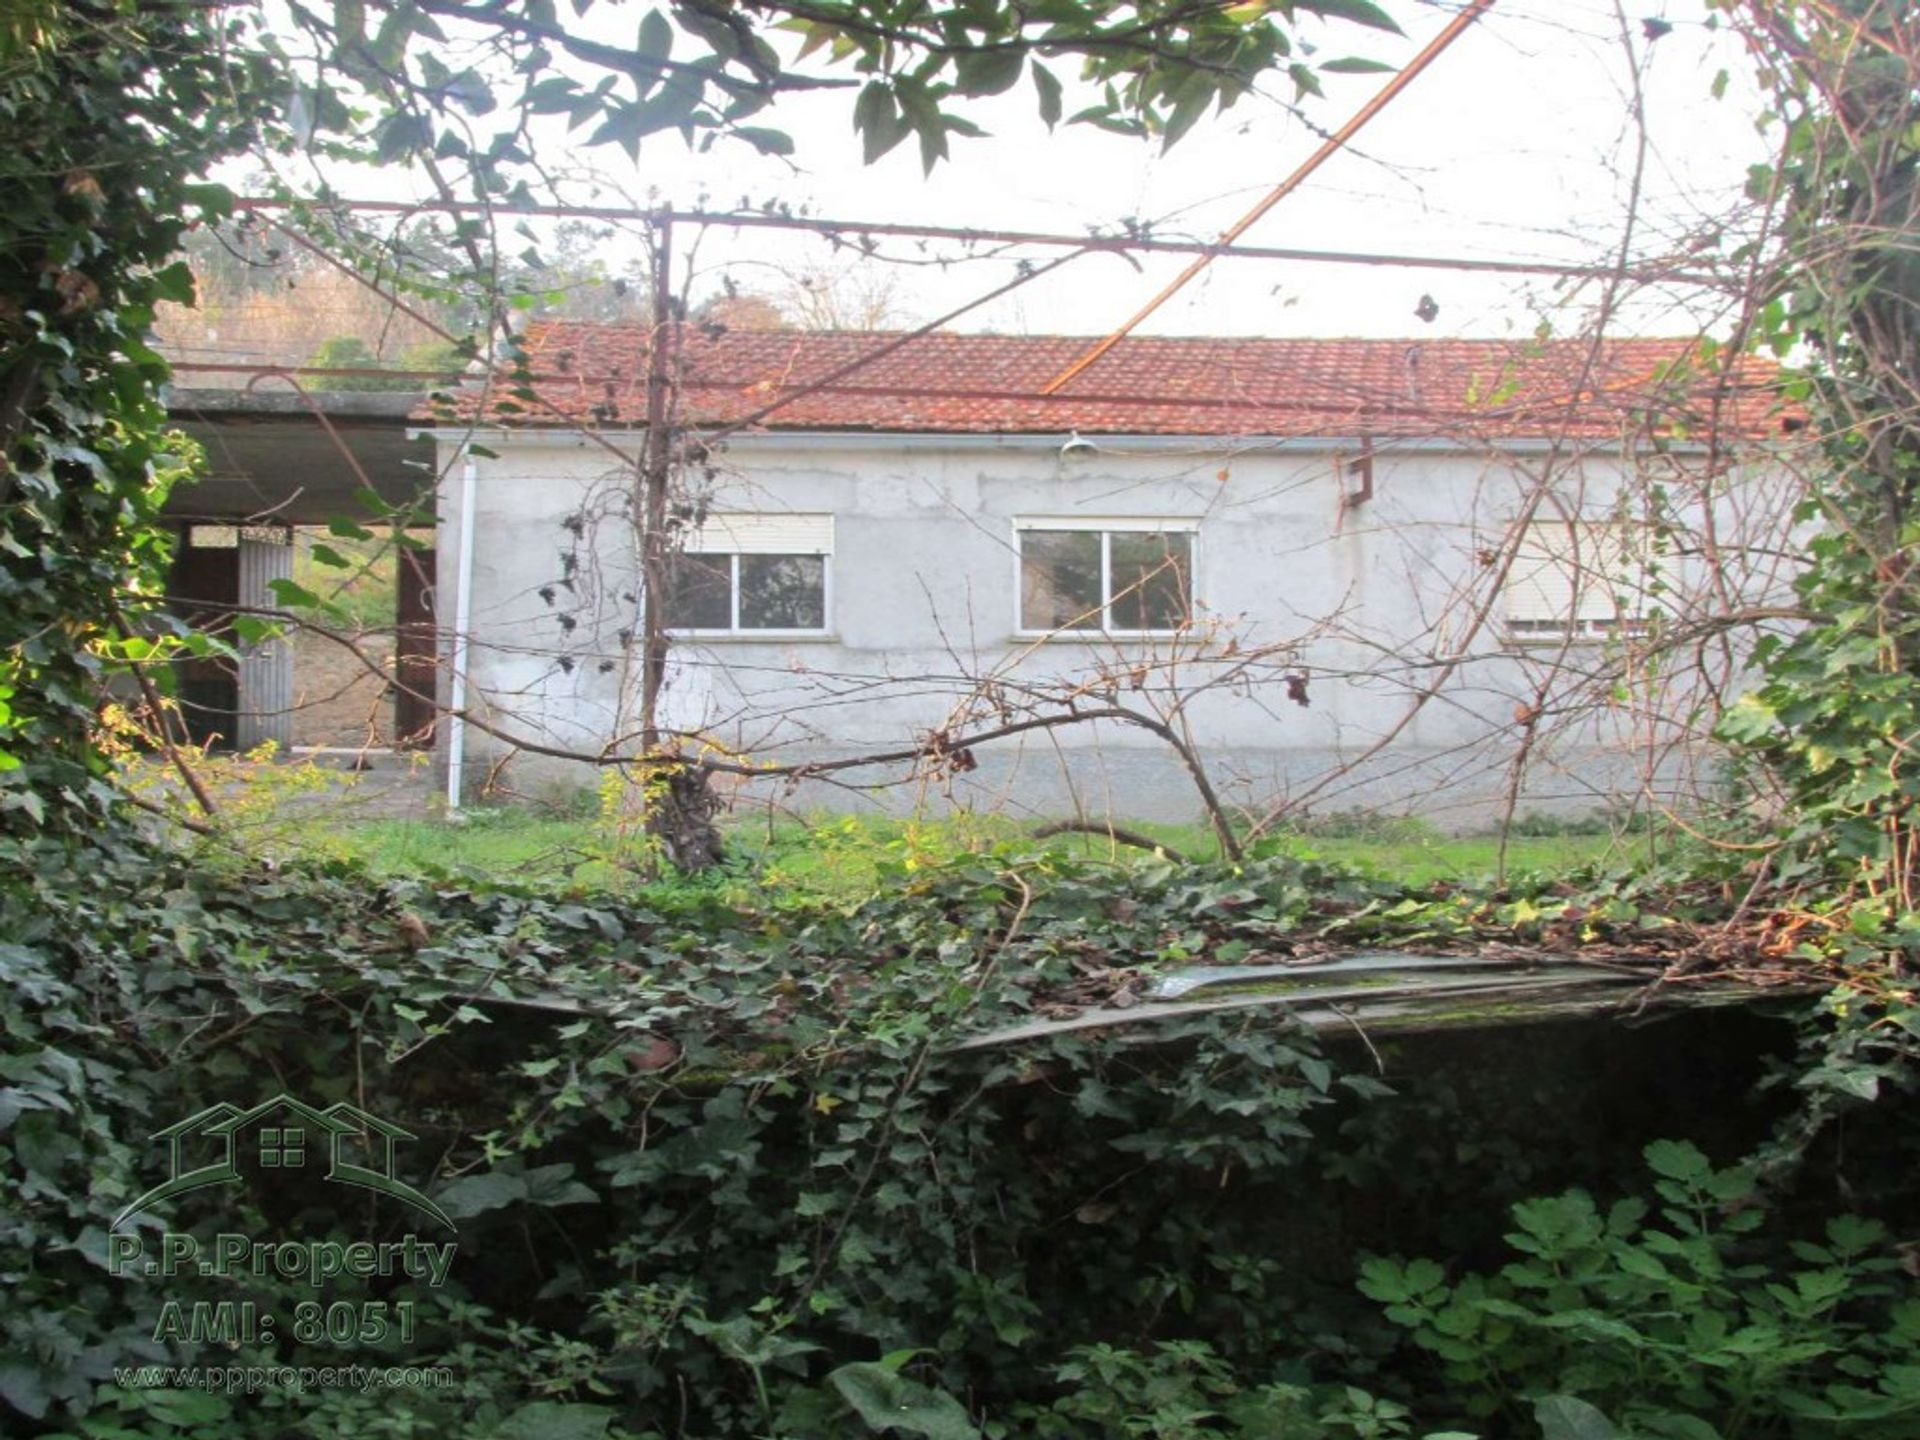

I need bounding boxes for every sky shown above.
[262,0,1780,344]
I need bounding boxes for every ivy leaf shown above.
[150,260,196,306]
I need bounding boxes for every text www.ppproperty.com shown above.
[112,1364,455,1395]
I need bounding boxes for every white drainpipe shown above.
[445,449,479,813]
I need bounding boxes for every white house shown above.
[420,325,1797,829]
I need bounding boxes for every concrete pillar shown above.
[235,526,294,750]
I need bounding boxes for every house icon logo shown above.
[113,1094,453,1231]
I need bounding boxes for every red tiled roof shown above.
[422,323,1786,442]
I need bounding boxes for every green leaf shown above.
[588,102,648,159]
[0,1364,47,1420]
[151,260,197,305]
[892,78,948,173]
[637,9,673,66]
[1320,56,1398,74]
[494,1402,614,1440]
[435,1171,527,1219]
[367,2,414,70]
[854,81,909,164]
[1644,1139,1710,1183]
[829,1361,980,1438]
[373,112,432,164]
[1031,62,1063,128]
[954,49,1025,98]
[522,1163,597,1208]
[267,578,323,610]
[1160,83,1213,151]
[734,126,795,156]
[1294,0,1404,33]
[181,182,236,220]
[138,1389,235,1426]
[1534,1395,1620,1440]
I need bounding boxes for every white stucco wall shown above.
[431,428,1800,828]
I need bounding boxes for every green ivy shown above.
[0,2,272,831]
[4,826,1871,1439]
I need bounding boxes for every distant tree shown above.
[779,262,911,332]
[300,336,465,391]
[305,336,412,391]
[692,262,910,335]
[692,290,794,333]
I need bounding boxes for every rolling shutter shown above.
[1505,521,1643,626]
[683,513,833,555]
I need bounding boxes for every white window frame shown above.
[1503,518,1652,643]
[1013,516,1201,637]
[666,513,834,638]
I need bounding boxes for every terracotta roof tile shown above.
[421,323,1787,442]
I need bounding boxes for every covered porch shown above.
[160,387,439,753]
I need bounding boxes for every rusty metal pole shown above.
[638,213,674,755]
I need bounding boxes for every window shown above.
[257,1127,305,1168]
[662,514,831,633]
[1018,521,1196,634]
[1505,520,1650,640]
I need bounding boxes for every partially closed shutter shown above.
[1507,521,1643,626]
[683,513,833,555]
[1506,522,1579,625]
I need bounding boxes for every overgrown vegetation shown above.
[5,1,1920,1437]
[8,824,1907,1440]
[0,1,269,831]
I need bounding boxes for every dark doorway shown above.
[394,546,438,748]
[167,529,241,749]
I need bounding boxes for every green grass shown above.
[326,813,635,884]
[1263,831,1622,884]
[278,805,1626,898]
